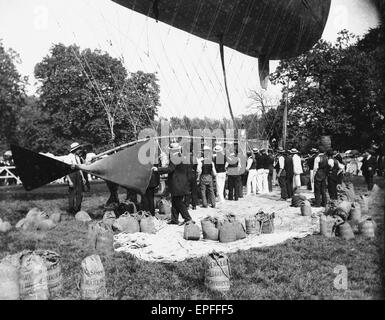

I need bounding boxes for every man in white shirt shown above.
[275,147,288,200]
[66,142,86,214]
[291,148,303,192]
[246,149,258,195]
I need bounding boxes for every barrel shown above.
[204,252,231,293]
[201,219,219,241]
[336,222,355,240]
[320,215,335,237]
[358,218,376,238]
[218,222,237,243]
[300,200,312,216]
[245,215,259,235]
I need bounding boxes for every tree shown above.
[33,43,160,153]
[270,28,385,151]
[0,40,26,150]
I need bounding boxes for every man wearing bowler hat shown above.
[275,147,288,200]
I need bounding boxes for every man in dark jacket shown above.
[141,161,160,216]
[276,147,287,200]
[362,149,377,191]
[153,143,192,225]
[267,149,275,192]
[285,150,294,199]
[327,149,339,200]
[184,149,199,210]
[313,147,328,207]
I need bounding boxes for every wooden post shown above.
[282,87,288,150]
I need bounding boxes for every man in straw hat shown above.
[275,147,288,200]
[153,142,192,225]
[291,148,303,192]
[66,142,87,214]
[213,144,226,203]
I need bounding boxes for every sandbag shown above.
[201,217,219,241]
[219,221,237,243]
[335,222,355,240]
[0,259,19,300]
[35,250,62,298]
[337,183,355,202]
[235,221,247,240]
[183,221,201,241]
[75,211,92,222]
[291,194,307,207]
[88,222,114,255]
[37,219,56,231]
[337,201,352,215]
[19,252,49,300]
[49,211,61,224]
[113,213,140,233]
[26,208,49,222]
[320,214,337,237]
[348,202,361,232]
[114,201,137,218]
[158,199,171,215]
[102,211,116,227]
[0,220,12,233]
[300,200,312,216]
[80,255,106,300]
[140,214,156,234]
[357,195,369,216]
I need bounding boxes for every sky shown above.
[0,0,381,120]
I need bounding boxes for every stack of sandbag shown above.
[0,217,12,233]
[88,221,115,256]
[15,208,56,231]
[0,250,63,300]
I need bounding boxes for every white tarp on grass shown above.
[114,188,324,263]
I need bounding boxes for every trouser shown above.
[228,175,241,200]
[268,171,273,192]
[261,169,269,194]
[327,177,338,200]
[310,169,315,191]
[106,181,120,205]
[200,174,216,207]
[238,175,244,198]
[142,187,156,215]
[293,174,301,191]
[246,169,257,195]
[171,195,192,223]
[272,170,277,186]
[256,169,264,193]
[278,175,288,199]
[364,173,374,191]
[216,172,226,202]
[314,178,327,206]
[286,174,294,198]
[185,173,198,208]
[68,171,83,214]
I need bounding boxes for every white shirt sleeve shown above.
[246,157,253,170]
[328,159,334,167]
[313,156,320,172]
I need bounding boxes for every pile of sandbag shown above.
[112,211,156,234]
[320,188,377,239]
[0,217,12,233]
[15,208,57,231]
[0,250,62,300]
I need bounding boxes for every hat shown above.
[290,148,299,154]
[310,148,318,153]
[70,142,82,153]
[167,142,181,151]
[252,148,259,153]
[203,145,211,151]
[213,145,223,152]
[4,150,12,157]
[277,147,285,153]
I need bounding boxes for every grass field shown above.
[0,176,384,300]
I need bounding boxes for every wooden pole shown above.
[282,87,288,150]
